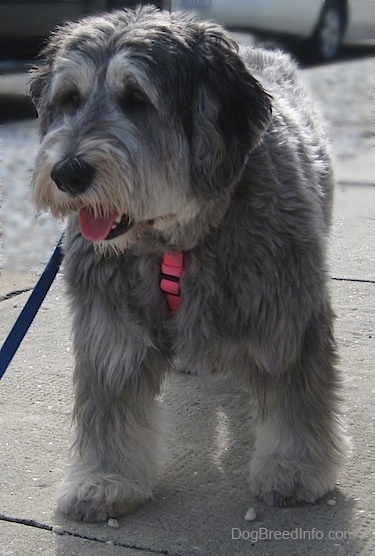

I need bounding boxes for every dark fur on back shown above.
[30,7,347,522]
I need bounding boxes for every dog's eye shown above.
[119,89,149,112]
[58,90,81,111]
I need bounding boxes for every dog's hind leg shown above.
[248,301,348,506]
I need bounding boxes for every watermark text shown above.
[232,527,355,543]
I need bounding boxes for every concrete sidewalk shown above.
[0,155,374,556]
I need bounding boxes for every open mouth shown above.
[79,208,135,242]
[105,214,134,240]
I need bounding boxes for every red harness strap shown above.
[160,252,184,315]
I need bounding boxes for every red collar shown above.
[160,252,184,315]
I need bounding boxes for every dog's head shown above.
[30,6,271,252]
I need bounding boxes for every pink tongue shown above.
[79,208,118,241]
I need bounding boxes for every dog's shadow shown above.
[54,371,362,555]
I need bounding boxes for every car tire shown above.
[304,0,346,62]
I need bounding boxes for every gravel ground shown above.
[0,56,373,272]
[303,59,374,160]
[1,120,63,273]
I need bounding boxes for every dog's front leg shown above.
[56,307,166,522]
[57,364,165,522]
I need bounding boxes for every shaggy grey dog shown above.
[30,6,347,522]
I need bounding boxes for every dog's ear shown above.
[190,29,272,197]
[29,36,61,134]
[29,65,50,108]
[29,66,53,134]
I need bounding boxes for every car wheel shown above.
[305,0,346,62]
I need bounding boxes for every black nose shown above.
[51,157,95,195]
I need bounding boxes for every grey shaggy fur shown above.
[30,6,347,522]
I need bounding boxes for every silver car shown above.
[167,0,375,61]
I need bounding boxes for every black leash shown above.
[0,237,64,380]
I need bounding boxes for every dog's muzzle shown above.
[51,156,95,196]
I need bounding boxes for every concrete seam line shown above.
[330,276,375,284]
[0,288,34,303]
[0,513,181,556]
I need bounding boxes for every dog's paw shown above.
[249,457,337,506]
[56,471,149,522]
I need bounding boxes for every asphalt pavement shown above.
[0,53,374,555]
